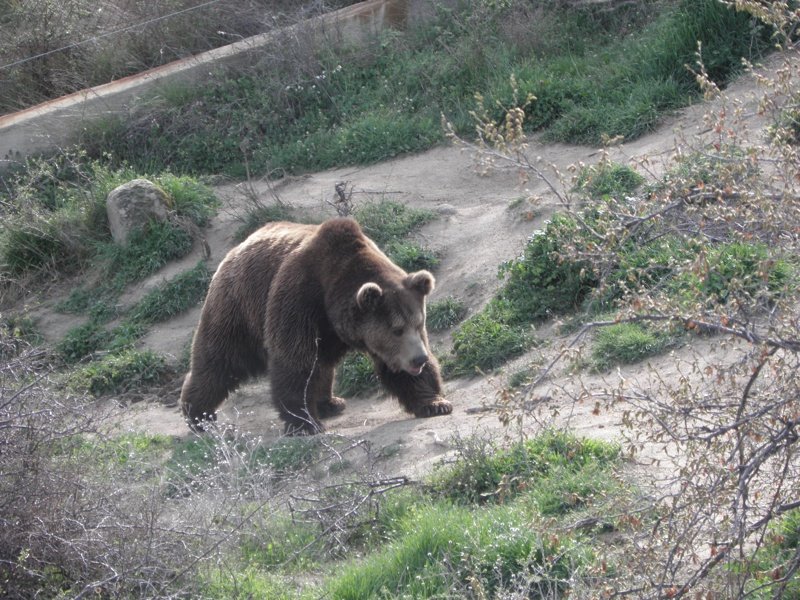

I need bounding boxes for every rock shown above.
[106,179,171,245]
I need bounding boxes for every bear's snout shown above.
[407,353,428,376]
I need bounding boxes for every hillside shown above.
[26,52,773,475]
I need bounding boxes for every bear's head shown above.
[355,270,434,376]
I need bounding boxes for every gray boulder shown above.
[106,179,171,245]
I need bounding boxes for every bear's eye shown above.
[392,327,404,337]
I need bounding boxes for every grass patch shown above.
[68,348,166,396]
[354,200,435,247]
[335,352,379,398]
[329,431,621,599]
[498,214,598,323]
[426,297,468,332]
[590,322,672,372]
[127,262,211,326]
[741,508,800,598]
[445,306,532,377]
[0,154,217,280]
[384,240,439,272]
[96,221,194,292]
[575,161,646,199]
[430,430,620,508]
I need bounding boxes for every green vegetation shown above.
[431,430,620,507]
[328,431,621,598]
[234,202,294,242]
[446,307,532,376]
[384,240,439,272]
[127,262,211,326]
[575,161,646,199]
[354,200,435,247]
[743,509,800,598]
[335,352,379,398]
[74,0,770,177]
[0,154,218,279]
[426,297,468,332]
[68,348,166,396]
[445,215,593,376]
[590,322,671,372]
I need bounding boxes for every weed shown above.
[0,313,42,346]
[427,297,468,332]
[742,509,800,598]
[262,437,321,473]
[335,352,379,398]
[156,173,219,226]
[100,221,193,288]
[68,349,166,396]
[700,242,793,306]
[202,565,305,600]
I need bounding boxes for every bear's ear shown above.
[405,270,435,296]
[356,282,383,311]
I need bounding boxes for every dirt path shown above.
[52,54,777,479]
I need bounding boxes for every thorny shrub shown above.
[447,3,800,595]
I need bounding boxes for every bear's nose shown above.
[411,354,428,369]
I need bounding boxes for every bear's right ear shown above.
[356,282,383,311]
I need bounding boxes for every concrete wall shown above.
[0,0,426,169]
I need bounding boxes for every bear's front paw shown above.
[318,396,347,418]
[414,398,452,418]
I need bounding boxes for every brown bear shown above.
[180,217,451,434]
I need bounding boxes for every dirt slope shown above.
[32,55,775,480]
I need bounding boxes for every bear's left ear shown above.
[356,282,383,311]
[404,270,435,296]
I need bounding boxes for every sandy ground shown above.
[26,52,779,480]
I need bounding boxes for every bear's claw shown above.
[414,398,452,418]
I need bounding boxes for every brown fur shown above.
[180,218,451,434]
